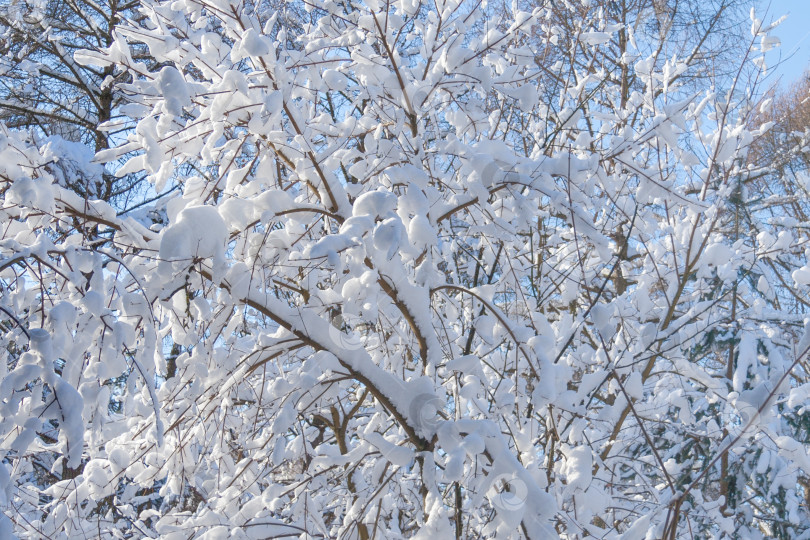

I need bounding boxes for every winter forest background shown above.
[4,0,810,537]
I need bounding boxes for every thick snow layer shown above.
[159,205,228,272]
[353,189,397,218]
[157,66,191,116]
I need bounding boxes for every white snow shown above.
[159,205,228,273]
[157,66,191,116]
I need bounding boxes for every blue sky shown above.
[759,0,810,86]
